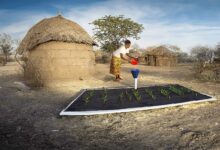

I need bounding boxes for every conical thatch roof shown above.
[147,46,177,56]
[17,15,95,54]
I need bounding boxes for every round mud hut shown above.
[145,46,177,67]
[17,15,96,86]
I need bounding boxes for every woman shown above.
[110,40,134,81]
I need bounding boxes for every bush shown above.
[193,61,205,75]
[190,46,220,81]
[193,61,220,81]
[95,51,111,64]
[177,52,194,63]
[0,55,6,66]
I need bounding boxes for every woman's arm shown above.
[120,53,131,61]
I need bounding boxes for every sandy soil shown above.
[0,62,220,150]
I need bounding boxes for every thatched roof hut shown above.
[18,15,96,86]
[145,46,177,66]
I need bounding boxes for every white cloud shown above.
[0,0,220,53]
[0,11,52,39]
[138,23,220,52]
[62,1,220,52]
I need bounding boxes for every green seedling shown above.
[89,90,94,97]
[179,87,185,96]
[102,88,108,104]
[83,90,95,105]
[160,88,169,96]
[102,95,108,104]
[125,90,132,101]
[144,88,156,100]
[119,92,124,103]
[180,87,191,93]
[181,86,199,97]
[84,96,90,105]
[132,89,141,102]
[169,86,183,96]
[160,88,171,99]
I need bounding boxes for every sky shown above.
[0,0,220,52]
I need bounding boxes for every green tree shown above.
[91,15,144,52]
[0,33,14,65]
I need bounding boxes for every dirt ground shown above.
[0,62,220,150]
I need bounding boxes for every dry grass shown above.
[0,62,220,149]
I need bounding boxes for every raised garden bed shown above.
[60,84,216,116]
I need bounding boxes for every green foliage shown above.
[160,88,170,96]
[125,90,132,101]
[132,89,141,102]
[102,88,108,104]
[180,87,191,93]
[144,88,156,100]
[84,96,90,105]
[91,15,144,52]
[119,92,124,103]
[83,90,94,105]
[169,86,183,96]
[89,90,94,97]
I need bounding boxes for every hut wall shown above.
[155,56,177,67]
[148,55,156,66]
[24,41,95,85]
[138,56,146,64]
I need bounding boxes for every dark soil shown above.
[66,84,211,111]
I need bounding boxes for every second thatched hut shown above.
[145,46,177,66]
[17,15,96,86]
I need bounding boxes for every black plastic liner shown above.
[65,84,211,112]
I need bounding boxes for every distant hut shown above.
[17,15,96,86]
[145,46,177,66]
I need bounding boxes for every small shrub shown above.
[193,61,220,81]
[132,89,141,102]
[125,90,132,101]
[95,51,111,64]
[0,55,6,66]
[169,85,183,96]
[144,88,156,100]
[193,61,205,76]
[160,88,171,99]
[102,88,108,104]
